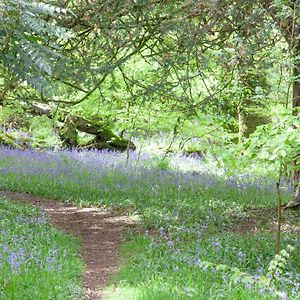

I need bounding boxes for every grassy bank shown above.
[0,197,84,299]
[105,232,299,299]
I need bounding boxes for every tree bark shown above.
[59,116,79,149]
[291,50,300,204]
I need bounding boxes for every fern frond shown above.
[12,0,69,16]
[0,0,76,98]
[20,13,74,40]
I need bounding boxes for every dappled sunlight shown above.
[102,287,142,300]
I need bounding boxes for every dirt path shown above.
[0,190,137,300]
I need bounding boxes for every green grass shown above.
[0,148,290,230]
[0,197,84,300]
[0,148,299,299]
[105,232,300,299]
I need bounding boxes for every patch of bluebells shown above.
[0,201,71,283]
[145,222,300,299]
[1,237,63,278]
[14,212,47,226]
[0,147,296,297]
[0,147,289,215]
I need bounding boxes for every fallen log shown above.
[31,103,136,151]
[60,115,135,151]
[0,131,25,149]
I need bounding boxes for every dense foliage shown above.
[0,1,298,166]
[0,0,76,96]
[1,0,300,298]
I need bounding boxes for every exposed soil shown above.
[230,206,300,234]
[0,190,138,300]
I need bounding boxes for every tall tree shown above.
[261,0,300,205]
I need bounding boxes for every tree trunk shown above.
[291,56,300,204]
[236,59,270,139]
[59,117,78,149]
[237,104,244,143]
[262,1,300,205]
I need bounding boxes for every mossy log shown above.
[0,132,24,149]
[29,102,136,151]
[61,116,135,151]
[59,117,79,149]
[4,103,136,151]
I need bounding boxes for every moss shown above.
[0,132,24,149]
[59,118,78,148]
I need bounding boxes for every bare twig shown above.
[276,166,283,255]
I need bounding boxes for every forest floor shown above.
[0,190,138,300]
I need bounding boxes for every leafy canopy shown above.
[0,0,74,97]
